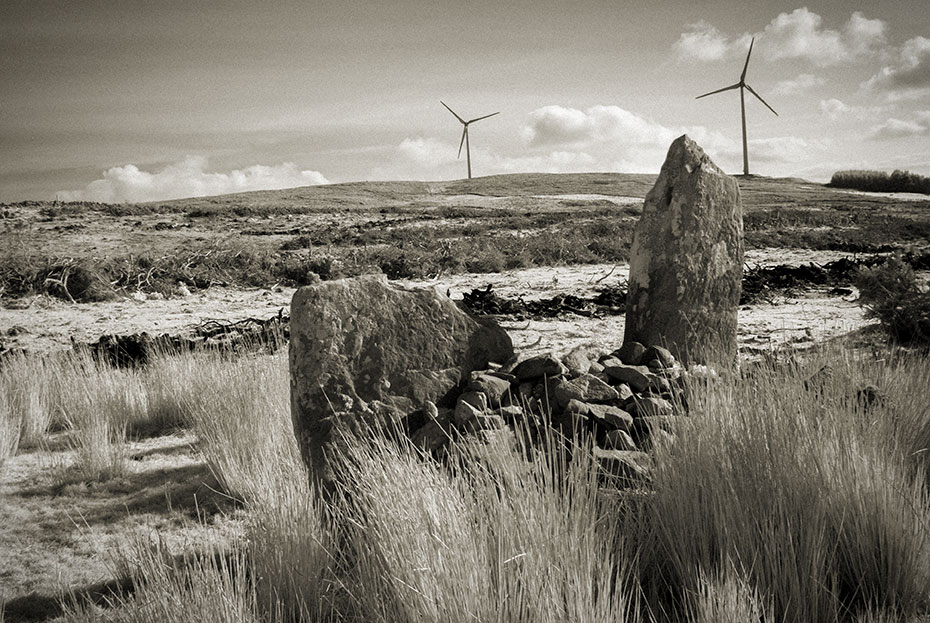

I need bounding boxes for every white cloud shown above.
[383,105,814,180]
[524,105,685,148]
[673,21,749,62]
[675,9,885,66]
[868,115,930,140]
[521,107,822,175]
[818,98,892,122]
[772,73,824,95]
[380,135,603,180]
[820,98,852,120]
[486,150,600,175]
[865,36,930,92]
[398,137,457,167]
[58,156,329,203]
[760,9,885,65]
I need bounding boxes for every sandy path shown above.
[2,248,875,357]
[494,295,869,358]
[830,189,930,202]
[1,288,293,353]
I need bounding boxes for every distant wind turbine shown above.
[695,37,778,176]
[440,101,499,179]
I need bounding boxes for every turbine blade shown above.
[740,37,755,82]
[744,83,778,116]
[457,127,467,158]
[695,83,741,99]
[441,100,466,124]
[468,111,500,124]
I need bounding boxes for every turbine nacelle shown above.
[694,36,778,175]
[441,101,499,179]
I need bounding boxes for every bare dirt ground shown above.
[831,189,930,202]
[416,248,876,357]
[1,287,294,353]
[1,247,875,358]
[0,432,243,619]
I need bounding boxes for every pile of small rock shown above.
[407,341,697,486]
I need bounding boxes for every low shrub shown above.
[856,257,930,345]
[0,384,21,470]
[278,235,313,251]
[0,255,112,302]
[829,170,930,195]
[276,253,342,283]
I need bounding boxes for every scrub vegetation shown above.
[3,173,929,302]
[3,343,930,622]
[829,170,930,195]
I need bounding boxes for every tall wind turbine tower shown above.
[695,37,778,176]
[441,101,499,179]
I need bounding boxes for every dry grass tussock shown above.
[61,422,639,622]
[329,426,637,622]
[5,345,930,622]
[636,348,930,622]
[0,348,299,492]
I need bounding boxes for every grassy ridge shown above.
[4,345,930,621]
[0,219,636,301]
[4,206,929,302]
[5,173,930,303]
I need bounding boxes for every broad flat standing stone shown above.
[290,274,513,485]
[623,135,743,365]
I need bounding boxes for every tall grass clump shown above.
[55,354,151,482]
[331,424,638,622]
[0,350,140,482]
[60,349,340,621]
[64,522,338,622]
[843,350,930,493]
[829,170,930,195]
[141,350,204,434]
[175,348,339,617]
[63,535,261,623]
[0,383,22,469]
[635,352,930,622]
[0,351,59,447]
[246,478,339,621]
[181,351,304,503]
[689,562,773,623]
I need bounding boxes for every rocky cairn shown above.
[624,134,743,366]
[416,341,693,485]
[289,273,694,488]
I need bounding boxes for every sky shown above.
[1,1,928,203]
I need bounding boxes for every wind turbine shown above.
[440,101,499,179]
[695,37,778,176]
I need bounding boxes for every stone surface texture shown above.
[624,134,743,365]
[289,274,513,482]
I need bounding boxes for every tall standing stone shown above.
[289,274,513,486]
[623,135,743,365]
